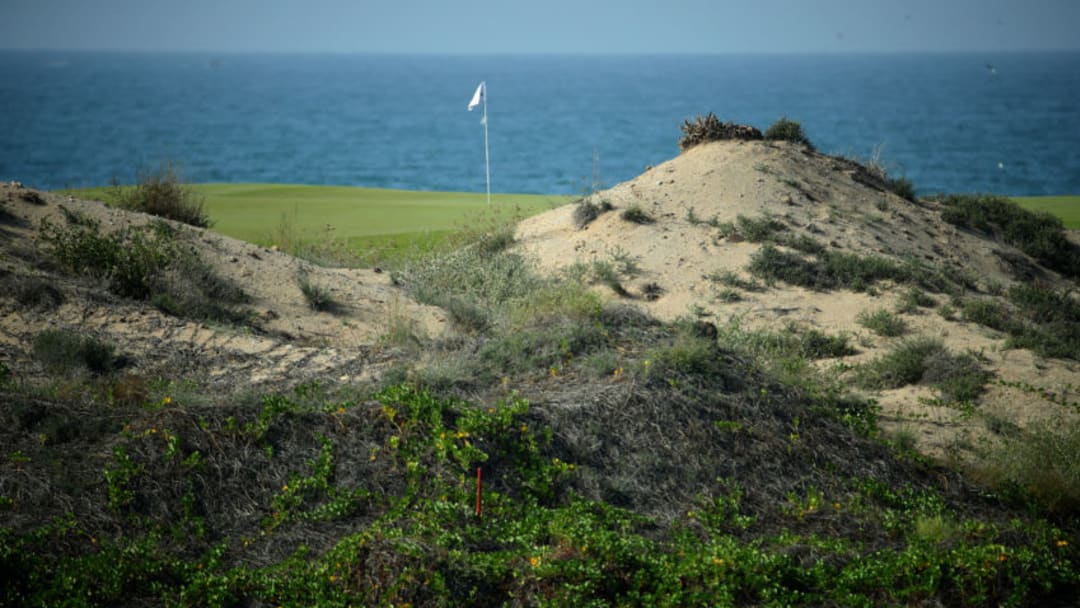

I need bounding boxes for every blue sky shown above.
[3,0,1078,53]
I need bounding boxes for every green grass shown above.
[1012,195,1080,230]
[63,184,571,264]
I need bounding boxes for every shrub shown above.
[678,112,762,151]
[747,244,914,292]
[857,308,908,337]
[621,204,654,224]
[39,218,169,300]
[797,327,857,359]
[887,176,916,201]
[13,276,65,311]
[958,287,1080,361]
[39,218,250,323]
[856,337,989,402]
[32,328,120,375]
[935,194,1080,278]
[114,163,211,228]
[961,298,1016,333]
[764,117,815,150]
[708,270,764,292]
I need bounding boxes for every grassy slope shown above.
[1013,195,1080,229]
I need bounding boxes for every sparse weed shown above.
[606,245,640,276]
[57,204,96,227]
[640,282,664,301]
[573,198,612,229]
[621,204,654,224]
[896,286,936,313]
[717,214,785,242]
[708,270,764,292]
[297,273,341,313]
[716,287,742,302]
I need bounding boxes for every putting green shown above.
[63,184,572,257]
[193,184,570,246]
[1012,196,1080,230]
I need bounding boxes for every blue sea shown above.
[1,51,1078,196]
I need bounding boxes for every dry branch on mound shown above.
[678,113,763,151]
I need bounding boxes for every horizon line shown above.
[3,47,1080,57]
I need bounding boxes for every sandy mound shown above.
[0,182,444,392]
[515,140,1080,459]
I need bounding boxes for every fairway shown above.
[1012,195,1080,229]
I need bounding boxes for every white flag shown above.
[468,81,484,111]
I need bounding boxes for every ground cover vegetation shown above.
[4,202,1079,606]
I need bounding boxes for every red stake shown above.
[475,467,483,520]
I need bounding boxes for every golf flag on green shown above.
[468,81,491,206]
[468,81,484,112]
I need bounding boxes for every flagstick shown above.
[482,85,491,206]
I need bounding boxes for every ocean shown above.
[1,51,1078,196]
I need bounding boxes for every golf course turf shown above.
[63,183,572,261]
[1012,195,1080,229]
[60,184,1077,253]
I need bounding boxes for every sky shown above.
[2,0,1078,54]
